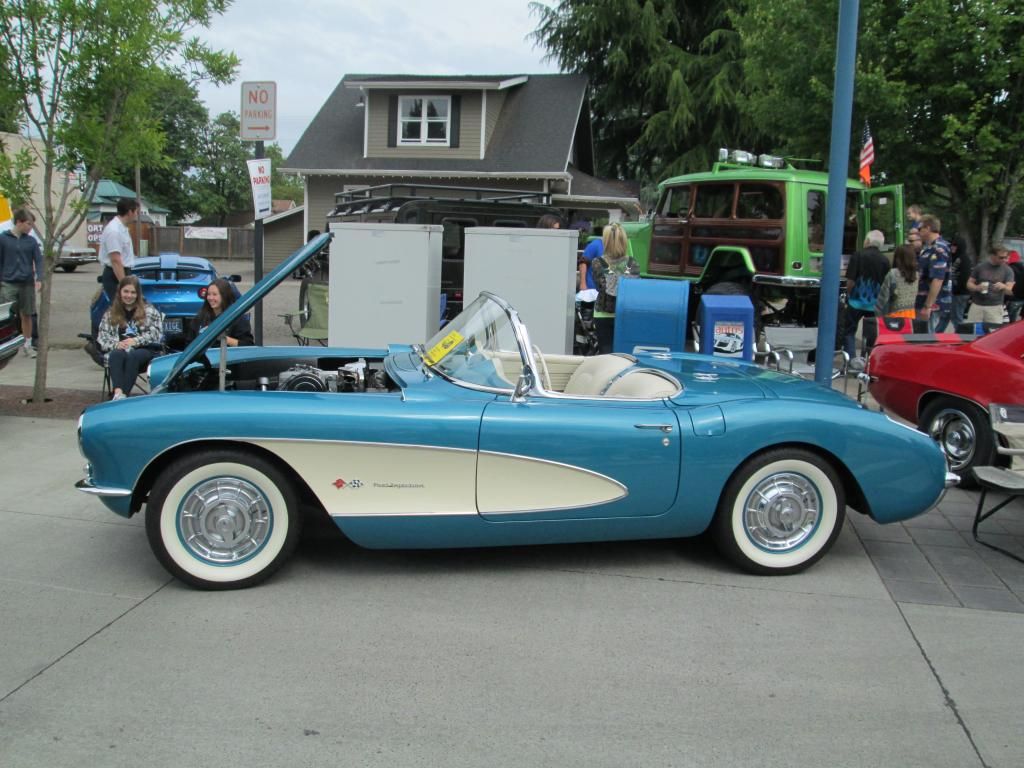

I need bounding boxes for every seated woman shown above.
[96,275,164,400]
[188,278,254,347]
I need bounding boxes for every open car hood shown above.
[154,232,333,391]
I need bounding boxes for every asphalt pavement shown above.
[1,262,1022,766]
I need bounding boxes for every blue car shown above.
[75,234,954,590]
[89,253,241,346]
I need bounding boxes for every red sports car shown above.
[867,320,1024,482]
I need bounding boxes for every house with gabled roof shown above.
[282,73,639,236]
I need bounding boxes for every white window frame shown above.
[397,95,451,147]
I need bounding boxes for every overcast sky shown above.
[195,0,561,156]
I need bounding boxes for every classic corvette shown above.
[868,320,1024,483]
[76,234,952,589]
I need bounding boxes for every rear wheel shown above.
[919,398,994,488]
[712,448,845,574]
[145,450,302,589]
[60,264,78,273]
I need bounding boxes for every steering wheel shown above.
[532,344,552,391]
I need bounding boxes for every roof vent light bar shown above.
[718,148,785,168]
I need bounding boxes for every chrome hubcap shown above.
[744,472,820,551]
[928,409,975,471]
[179,477,271,563]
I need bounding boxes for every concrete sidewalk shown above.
[0,413,1021,767]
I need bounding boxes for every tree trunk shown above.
[30,248,55,403]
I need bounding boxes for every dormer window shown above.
[398,96,451,146]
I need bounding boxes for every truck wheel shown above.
[61,264,77,273]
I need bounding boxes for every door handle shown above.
[634,423,673,433]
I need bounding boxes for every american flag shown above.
[859,122,874,186]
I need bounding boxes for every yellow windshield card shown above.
[424,330,464,364]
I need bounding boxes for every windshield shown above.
[421,294,525,390]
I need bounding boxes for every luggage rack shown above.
[333,183,552,206]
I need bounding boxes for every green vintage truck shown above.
[623,149,903,330]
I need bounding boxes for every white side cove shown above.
[476,452,627,514]
[248,439,627,517]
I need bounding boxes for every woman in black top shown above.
[190,278,254,346]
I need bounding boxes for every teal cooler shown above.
[613,279,689,354]
[699,295,754,361]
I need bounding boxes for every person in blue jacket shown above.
[0,208,44,359]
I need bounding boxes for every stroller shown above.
[573,289,599,356]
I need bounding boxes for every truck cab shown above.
[624,150,903,328]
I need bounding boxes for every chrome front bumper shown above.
[75,477,132,498]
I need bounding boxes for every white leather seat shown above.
[562,354,635,396]
[603,370,680,399]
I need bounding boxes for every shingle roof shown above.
[284,74,589,176]
[89,179,170,213]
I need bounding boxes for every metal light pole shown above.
[815,0,861,384]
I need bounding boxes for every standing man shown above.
[0,208,44,359]
[915,214,952,333]
[98,198,139,299]
[966,244,1014,326]
[843,229,890,370]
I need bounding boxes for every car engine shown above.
[277,360,391,393]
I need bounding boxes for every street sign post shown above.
[240,81,277,344]
[240,81,276,141]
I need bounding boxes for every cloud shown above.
[195,0,560,153]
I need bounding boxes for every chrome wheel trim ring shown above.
[928,408,976,471]
[743,471,821,552]
[177,477,272,564]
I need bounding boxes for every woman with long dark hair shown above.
[189,278,253,347]
[96,275,163,399]
[875,244,919,321]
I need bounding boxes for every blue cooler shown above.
[612,279,690,354]
[698,295,754,361]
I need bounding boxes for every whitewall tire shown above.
[145,450,301,589]
[712,449,845,575]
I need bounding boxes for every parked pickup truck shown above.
[57,246,98,272]
[623,149,904,333]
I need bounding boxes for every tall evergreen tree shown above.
[531,0,758,184]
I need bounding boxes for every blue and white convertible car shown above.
[76,234,952,589]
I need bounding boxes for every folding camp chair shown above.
[970,403,1024,564]
[282,280,329,346]
[79,311,166,400]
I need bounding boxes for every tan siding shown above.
[367,90,481,160]
[484,90,506,153]
[263,212,304,271]
[307,176,342,233]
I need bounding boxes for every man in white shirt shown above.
[98,198,140,298]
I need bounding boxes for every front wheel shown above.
[712,449,845,574]
[60,264,78,272]
[145,450,302,589]
[919,398,994,488]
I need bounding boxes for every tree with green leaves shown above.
[108,73,211,222]
[0,0,237,403]
[530,0,757,183]
[189,112,299,223]
[191,112,253,225]
[736,0,1024,258]
[266,144,304,207]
